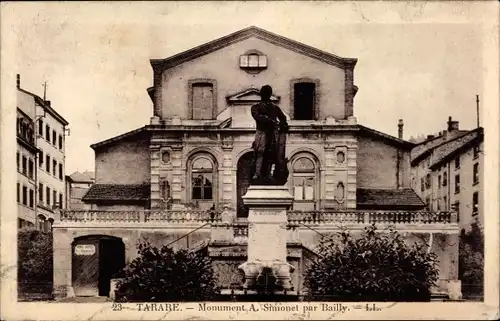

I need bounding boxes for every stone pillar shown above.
[170,145,184,209]
[346,138,357,209]
[210,205,234,242]
[150,144,161,209]
[52,227,74,299]
[238,185,295,291]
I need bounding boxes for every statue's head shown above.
[260,85,273,102]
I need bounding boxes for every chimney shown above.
[427,135,435,140]
[397,119,404,139]
[16,74,20,88]
[447,116,459,132]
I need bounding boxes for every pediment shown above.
[226,87,280,105]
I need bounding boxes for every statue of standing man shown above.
[250,85,289,186]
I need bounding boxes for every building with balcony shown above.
[52,26,461,300]
[410,117,484,231]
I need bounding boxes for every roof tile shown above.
[82,183,150,202]
[356,188,425,208]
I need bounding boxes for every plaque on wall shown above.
[74,244,96,256]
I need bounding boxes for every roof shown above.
[356,188,425,208]
[150,26,357,72]
[17,88,69,126]
[429,128,483,169]
[410,130,469,164]
[82,183,150,202]
[90,126,149,150]
[67,171,95,183]
[358,125,416,149]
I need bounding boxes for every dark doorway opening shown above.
[293,83,316,120]
[237,152,255,218]
[72,235,125,297]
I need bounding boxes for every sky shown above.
[6,1,490,174]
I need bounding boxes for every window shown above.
[38,216,45,232]
[58,134,63,150]
[292,157,316,201]
[293,82,316,120]
[161,151,171,164]
[455,156,460,169]
[53,190,57,207]
[425,174,431,190]
[473,145,480,159]
[190,81,215,120]
[39,150,44,167]
[443,172,448,186]
[52,159,57,176]
[438,175,442,189]
[38,120,43,136]
[52,130,57,145]
[443,196,447,210]
[473,163,479,185]
[425,197,431,210]
[22,185,27,205]
[45,155,50,172]
[16,152,20,171]
[420,178,424,192]
[455,174,460,194]
[191,156,214,200]
[436,199,441,211]
[46,187,50,206]
[22,156,27,175]
[29,189,34,208]
[28,159,34,179]
[453,201,460,222]
[239,52,267,69]
[17,183,20,203]
[39,183,43,202]
[58,163,63,180]
[45,124,50,141]
[59,193,63,209]
[472,192,479,215]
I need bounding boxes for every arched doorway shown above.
[236,151,255,218]
[72,235,125,297]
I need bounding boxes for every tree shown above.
[304,225,439,302]
[459,218,484,298]
[115,240,219,302]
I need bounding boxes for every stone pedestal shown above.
[238,185,295,291]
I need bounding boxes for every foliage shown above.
[115,240,219,302]
[459,219,484,295]
[304,224,439,302]
[17,229,53,285]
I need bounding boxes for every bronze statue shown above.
[250,85,289,186]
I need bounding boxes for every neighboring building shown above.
[410,117,484,231]
[16,74,69,232]
[16,76,39,229]
[65,171,95,210]
[53,27,461,299]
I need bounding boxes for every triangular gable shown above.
[226,87,280,105]
[150,26,357,72]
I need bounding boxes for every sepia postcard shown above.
[1,1,499,320]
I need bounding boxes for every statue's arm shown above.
[276,107,289,132]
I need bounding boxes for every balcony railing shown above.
[59,210,221,224]
[57,209,456,227]
[288,210,457,225]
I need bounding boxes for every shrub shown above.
[17,229,53,299]
[304,224,439,302]
[17,229,53,284]
[459,219,484,297]
[115,240,219,302]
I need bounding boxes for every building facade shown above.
[53,27,461,300]
[65,171,95,210]
[410,117,484,231]
[16,78,38,228]
[16,74,69,232]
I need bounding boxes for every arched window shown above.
[292,157,316,201]
[191,156,215,201]
[37,215,46,232]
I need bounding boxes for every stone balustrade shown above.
[288,210,457,225]
[59,209,221,224]
[57,209,456,228]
